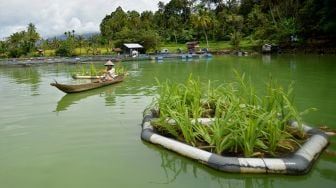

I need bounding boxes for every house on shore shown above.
[123,43,143,57]
[186,41,200,54]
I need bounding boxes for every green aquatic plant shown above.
[115,63,126,74]
[89,63,97,76]
[72,64,103,76]
[151,74,315,157]
[80,65,86,75]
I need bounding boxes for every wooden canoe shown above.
[72,74,104,79]
[51,75,124,93]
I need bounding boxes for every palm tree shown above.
[26,23,40,52]
[8,31,25,48]
[191,9,213,48]
[27,23,40,42]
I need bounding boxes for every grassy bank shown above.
[29,40,336,58]
[38,40,260,57]
[43,47,114,57]
[160,40,260,53]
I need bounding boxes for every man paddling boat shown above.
[101,60,117,82]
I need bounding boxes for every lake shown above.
[0,55,335,188]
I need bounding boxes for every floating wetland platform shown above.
[142,108,329,174]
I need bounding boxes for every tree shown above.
[0,41,8,57]
[191,8,213,48]
[140,11,155,30]
[51,37,60,49]
[26,23,40,52]
[87,34,101,55]
[167,15,181,43]
[55,30,76,57]
[162,0,193,42]
[40,39,50,50]
[226,14,243,48]
[230,30,241,49]
[100,7,127,39]
[7,31,26,57]
[297,0,336,39]
[8,31,25,48]
[5,23,41,57]
[164,0,191,22]
[126,11,141,29]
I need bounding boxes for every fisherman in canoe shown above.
[101,60,117,82]
[50,60,124,93]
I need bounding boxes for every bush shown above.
[8,48,23,58]
[55,44,75,57]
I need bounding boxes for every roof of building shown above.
[123,43,143,48]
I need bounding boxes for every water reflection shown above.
[0,67,41,95]
[144,142,322,188]
[54,86,116,112]
[131,61,140,70]
[144,143,191,185]
[315,154,336,181]
[290,60,297,71]
[262,54,271,64]
[316,166,336,182]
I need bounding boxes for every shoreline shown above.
[0,55,124,66]
[1,48,335,66]
[0,54,213,66]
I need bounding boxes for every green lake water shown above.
[0,55,335,188]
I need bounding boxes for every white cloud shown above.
[0,0,170,39]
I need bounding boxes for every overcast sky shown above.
[0,0,170,39]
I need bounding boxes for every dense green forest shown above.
[0,0,335,57]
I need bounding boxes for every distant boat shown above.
[51,75,124,93]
